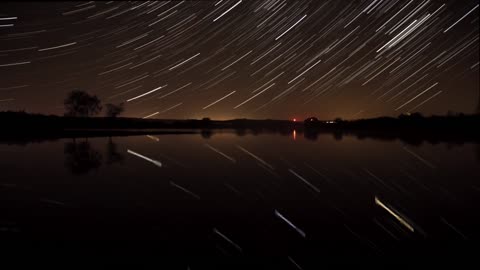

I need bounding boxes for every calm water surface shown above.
[0,132,478,268]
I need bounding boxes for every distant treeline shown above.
[303,113,480,144]
[1,111,479,145]
[305,112,480,131]
[0,110,299,133]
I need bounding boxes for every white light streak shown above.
[127,149,162,167]
[168,53,200,70]
[213,0,242,22]
[127,85,166,102]
[443,4,478,33]
[38,42,77,52]
[395,82,438,111]
[275,14,307,40]
[203,90,236,109]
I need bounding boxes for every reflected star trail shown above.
[0,1,478,119]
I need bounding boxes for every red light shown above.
[293,118,297,122]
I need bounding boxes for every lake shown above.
[0,131,478,268]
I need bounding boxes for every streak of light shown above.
[0,85,28,90]
[288,169,320,192]
[159,102,182,114]
[0,61,31,67]
[202,90,236,109]
[38,42,77,52]
[234,83,274,109]
[205,144,236,163]
[170,181,200,199]
[375,196,414,232]
[288,58,322,84]
[143,112,159,119]
[127,149,162,167]
[377,20,418,53]
[213,228,242,251]
[440,217,468,239]
[127,85,165,102]
[443,4,479,33]
[395,82,438,111]
[402,146,436,169]
[236,145,274,170]
[288,256,304,270]
[213,0,242,22]
[221,50,252,70]
[157,83,191,100]
[407,90,442,112]
[134,35,165,51]
[274,209,306,237]
[275,14,307,40]
[168,53,201,70]
[146,135,160,142]
[98,62,132,75]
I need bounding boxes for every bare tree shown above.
[105,103,124,118]
[64,90,102,117]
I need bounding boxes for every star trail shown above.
[0,0,478,120]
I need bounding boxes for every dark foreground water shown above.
[0,131,478,268]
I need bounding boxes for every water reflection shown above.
[64,139,102,175]
[106,137,124,165]
[200,129,213,139]
[476,144,480,162]
[0,131,478,267]
[63,138,124,175]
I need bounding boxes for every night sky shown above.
[0,0,478,120]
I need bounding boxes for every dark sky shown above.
[0,0,478,120]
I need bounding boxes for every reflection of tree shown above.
[333,130,343,141]
[304,129,319,141]
[235,128,247,137]
[106,138,124,165]
[201,129,213,139]
[64,140,102,175]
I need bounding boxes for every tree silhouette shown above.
[64,90,102,117]
[105,103,124,118]
[304,117,319,123]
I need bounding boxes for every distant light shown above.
[293,118,297,122]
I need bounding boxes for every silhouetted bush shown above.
[64,90,102,117]
[105,103,124,118]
